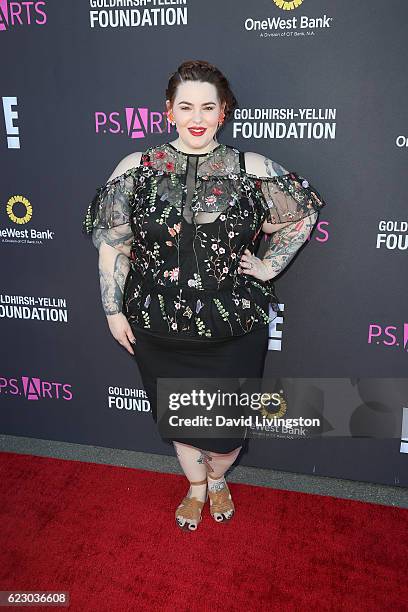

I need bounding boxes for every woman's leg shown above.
[173,441,208,529]
[205,445,242,478]
[205,445,242,521]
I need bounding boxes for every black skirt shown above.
[132,325,269,453]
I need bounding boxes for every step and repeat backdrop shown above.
[1,0,407,486]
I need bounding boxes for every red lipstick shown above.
[188,127,207,137]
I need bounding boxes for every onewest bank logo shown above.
[273,0,303,9]
[0,0,47,30]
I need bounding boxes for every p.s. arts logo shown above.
[95,106,172,139]
[0,0,47,31]
[273,0,303,10]
[7,195,32,224]
[0,375,73,400]
[368,323,408,353]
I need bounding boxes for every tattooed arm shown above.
[87,152,142,353]
[261,212,318,279]
[90,151,142,316]
[240,152,321,281]
[92,224,133,316]
[92,221,136,355]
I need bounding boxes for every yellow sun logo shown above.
[260,392,287,420]
[6,195,33,224]
[273,0,304,10]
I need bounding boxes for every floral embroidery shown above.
[83,142,326,340]
[164,267,179,282]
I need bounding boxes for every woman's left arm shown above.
[239,152,325,282]
[261,212,318,279]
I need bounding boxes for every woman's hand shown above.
[238,248,273,282]
[106,312,136,355]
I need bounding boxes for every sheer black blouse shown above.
[82,142,326,340]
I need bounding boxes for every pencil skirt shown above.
[132,324,269,453]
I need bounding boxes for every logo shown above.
[368,323,408,353]
[273,0,303,10]
[233,107,337,141]
[0,375,72,400]
[268,303,283,351]
[108,386,150,412]
[1,192,56,245]
[89,1,188,29]
[244,5,333,36]
[0,1,47,31]
[95,107,172,139]
[401,407,408,454]
[0,294,68,322]
[376,220,408,251]
[7,195,32,224]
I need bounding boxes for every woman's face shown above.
[166,81,225,149]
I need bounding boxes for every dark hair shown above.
[165,60,238,124]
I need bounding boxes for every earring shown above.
[218,111,225,127]
[167,111,175,126]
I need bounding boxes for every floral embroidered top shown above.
[82,142,326,341]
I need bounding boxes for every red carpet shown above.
[0,451,407,612]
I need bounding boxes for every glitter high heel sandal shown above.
[207,474,235,523]
[175,478,208,532]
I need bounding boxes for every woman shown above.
[82,60,326,531]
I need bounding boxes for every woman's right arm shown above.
[89,152,142,354]
[92,224,133,316]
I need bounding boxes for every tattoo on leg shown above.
[197,451,213,471]
[209,479,226,492]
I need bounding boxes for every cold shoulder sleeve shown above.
[81,167,141,317]
[256,170,326,225]
[254,167,326,283]
[82,169,139,237]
